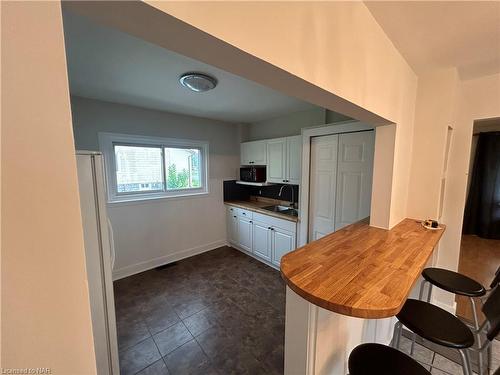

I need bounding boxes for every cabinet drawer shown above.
[253,212,296,232]
[236,208,253,219]
[226,205,253,219]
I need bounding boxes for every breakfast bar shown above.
[280,218,445,375]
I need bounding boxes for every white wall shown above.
[407,68,459,221]
[2,2,96,372]
[436,73,500,309]
[245,108,325,141]
[71,96,241,278]
[244,108,352,141]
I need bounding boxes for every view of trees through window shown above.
[114,145,202,194]
[165,148,201,190]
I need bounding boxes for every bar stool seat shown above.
[422,268,486,297]
[348,343,431,375]
[397,299,475,349]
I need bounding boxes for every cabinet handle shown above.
[282,180,286,182]
[233,215,237,218]
[242,212,246,215]
[230,208,233,211]
[249,221,253,223]
[267,227,272,230]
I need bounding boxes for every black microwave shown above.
[240,166,266,183]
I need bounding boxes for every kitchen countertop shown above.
[280,218,445,318]
[224,200,299,222]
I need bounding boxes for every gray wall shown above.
[70,96,241,278]
[71,96,241,157]
[244,107,352,141]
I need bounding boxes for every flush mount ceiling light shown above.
[179,72,217,92]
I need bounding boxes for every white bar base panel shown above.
[284,287,396,375]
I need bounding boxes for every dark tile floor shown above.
[114,246,286,375]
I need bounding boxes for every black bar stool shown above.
[393,285,500,375]
[416,266,500,374]
[348,343,431,375]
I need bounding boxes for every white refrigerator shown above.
[76,151,120,375]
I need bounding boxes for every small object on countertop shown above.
[422,219,442,230]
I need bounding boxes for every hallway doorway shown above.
[456,118,500,322]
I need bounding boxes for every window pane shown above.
[164,147,202,190]
[114,145,164,193]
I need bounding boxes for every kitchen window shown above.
[99,133,208,203]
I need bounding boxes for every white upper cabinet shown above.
[267,138,287,183]
[241,140,267,165]
[286,135,302,185]
[267,136,302,184]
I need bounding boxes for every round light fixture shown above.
[179,72,217,92]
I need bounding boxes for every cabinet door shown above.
[271,228,296,267]
[267,138,287,183]
[227,207,239,244]
[252,221,272,261]
[287,135,302,185]
[250,140,267,165]
[241,140,267,165]
[237,217,253,252]
[240,142,252,165]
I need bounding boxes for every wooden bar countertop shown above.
[280,218,445,319]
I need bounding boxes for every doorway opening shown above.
[456,117,500,322]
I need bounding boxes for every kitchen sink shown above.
[262,205,298,216]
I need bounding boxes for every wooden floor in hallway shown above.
[456,234,500,322]
[113,246,285,375]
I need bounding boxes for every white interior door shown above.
[309,135,339,241]
[335,131,375,230]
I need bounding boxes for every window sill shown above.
[107,191,210,207]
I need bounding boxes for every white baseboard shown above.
[112,239,227,280]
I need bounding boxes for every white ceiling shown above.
[62,11,316,123]
[365,1,500,79]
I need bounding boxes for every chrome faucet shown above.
[279,184,295,208]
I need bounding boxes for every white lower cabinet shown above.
[271,227,296,267]
[227,206,239,244]
[226,205,296,267]
[253,221,272,261]
[237,217,253,252]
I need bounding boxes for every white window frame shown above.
[98,132,209,203]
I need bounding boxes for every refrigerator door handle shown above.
[107,217,116,270]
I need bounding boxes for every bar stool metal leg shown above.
[469,297,483,375]
[411,280,431,355]
[458,349,472,375]
[429,351,436,372]
[393,321,403,349]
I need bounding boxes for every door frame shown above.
[298,121,374,246]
